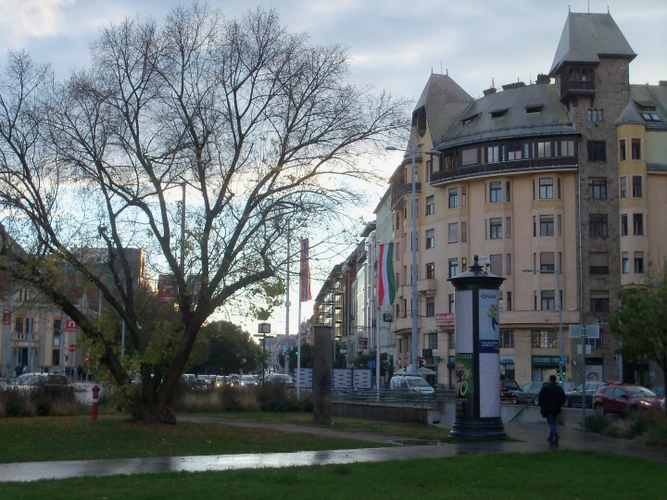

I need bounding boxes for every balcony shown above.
[390,182,421,209]
[559,79,595,100]
[418,279,437,294]
[430,156,578,185]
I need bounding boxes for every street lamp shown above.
[523,267,564,383]
[387,142,424,376]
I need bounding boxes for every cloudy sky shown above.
[1,0,664,334]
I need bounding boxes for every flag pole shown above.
[297,297,302,400]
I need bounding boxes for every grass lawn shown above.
[0,415,384,463]
[0,450,664,499]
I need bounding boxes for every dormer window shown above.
[462,113,480,126]
[525,104,543,115]
[641,106,660,122]
[490,108,508,119]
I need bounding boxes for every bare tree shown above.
[0,3,409,421]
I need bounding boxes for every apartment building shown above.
[386,11,667,389]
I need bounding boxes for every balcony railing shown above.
[390,182,421,209]
[430,157,578,184]
[560,79,595,98]
[418,279,437,294]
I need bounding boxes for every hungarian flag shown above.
[378,243,396,306]
[299,238,312,302]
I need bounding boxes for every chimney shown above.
[536,74,550,85]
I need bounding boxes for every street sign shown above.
[68,344,76,353]
[559,357,566,365]
[257,323,271,333]
[568,324,600,339]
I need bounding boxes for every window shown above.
[558,214,562,236]
[587,140,606,161]
[426,159,434,182]
[526,105,543,114]
[490,254,502,275]
[426,262,435,279]
[425,229,435,249]
[461,221,467,242]
[590,291,610,313]
[425,195,435,215]
[631,139,641,160]
[489,182,502,202]
[541,290,555,310]
[620,176,627,198]
[426,297,435,317]
[540,252,554,271]
[634,252,644,273]
[404,298,408,318]
[52,349,60,366]
[531,330,558,348]
[632,176,642,198]
[588,178,607,199]
[587,109,603,122]
[539,178,553,199]
[461,187,467,207]
[490,218,503,239]
[633,214,643,235]
[15,317,23,335]
[536,141,551,158]
[448,293,455,314]
[448,188,458,208]
[506,254,512,275]
[508,146,522,160]
[395,212,401,230]
[621,214,628,236]
[487,146,500,163]
[449,258,459,278]
[561,140,575,157]
[448,222,458,243]
[622,252,629,274]
[619,139,627,161]
[506,181,511,202]
[540,215,554,236]
[395,243,400,257]
[500,330,514,348]
[396,302,400,318]
[396,272,400,288]
[449,331,456,349]
[506,217,512,238]
[589,214,608,238]
[507,291,512,311]
[461,148,477,166]
[590,252,609,275]
[428,332,438,349]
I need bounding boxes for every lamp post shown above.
[386,142,424,376]
[523,268,564,382]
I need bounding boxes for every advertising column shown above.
[449,256,506,440]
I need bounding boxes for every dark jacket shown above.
[538,382,566,417]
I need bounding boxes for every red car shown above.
[592,384,663,417]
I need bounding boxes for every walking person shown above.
[538,374,566,444]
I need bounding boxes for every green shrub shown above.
[585,414,610,434]
[256,383,300,413]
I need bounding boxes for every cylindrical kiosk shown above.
[449,255,507,439]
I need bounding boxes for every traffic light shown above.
[419,357,424,368]
[561,367,566,378]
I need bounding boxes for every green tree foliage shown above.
[189,321,263,375]
[0,3,408,421]
[609,265,667,407]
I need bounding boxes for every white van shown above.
[389,375,435,394]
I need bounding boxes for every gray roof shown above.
[399,73,473,154]
[438,83,578,149]
[550,12,636,75]
[619,84,667,130]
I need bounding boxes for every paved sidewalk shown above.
[0,417,664,483]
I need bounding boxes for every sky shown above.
[1,0,665,336]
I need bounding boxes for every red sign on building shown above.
[3,309,9,325]
[158,274,177,302]
[65,316,77,332]
[436,313,455,324]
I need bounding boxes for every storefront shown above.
[447,355,456,390]
[531,355,561,382]
[500,355,515,381]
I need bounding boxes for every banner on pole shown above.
[299,238,311,302]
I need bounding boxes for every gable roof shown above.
[550,12,636,75]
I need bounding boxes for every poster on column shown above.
[478,289,501,418]
[455,353,474,417]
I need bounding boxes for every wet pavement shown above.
[0,417,665,483]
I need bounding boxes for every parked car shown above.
[511,381,545,405]
[8,373,72,393]
[593,384,663,417]
[265,374,294,387]
[654,385,664,397]
[565,381,608,408]
[500,380,520,400]
[389,375,435,394]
